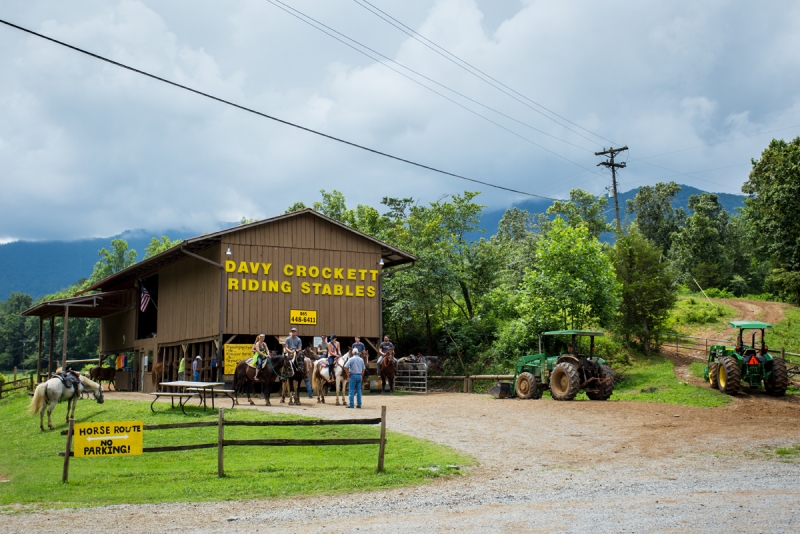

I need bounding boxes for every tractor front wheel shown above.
[718,357,740,396]
[708,362,719,389]
[515,372,541,399]
[587,364,614,400]
[550,362,580,401]
[764,358,789,397]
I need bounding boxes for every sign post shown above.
[62,418,74,483]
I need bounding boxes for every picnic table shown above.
[151,381,226,414]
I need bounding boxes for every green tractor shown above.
[704,321,789,396]
[511,330,613,401]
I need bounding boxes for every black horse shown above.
[280,347,313,405]
[232,351,287,406]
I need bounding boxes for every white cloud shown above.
[0,0,799,240]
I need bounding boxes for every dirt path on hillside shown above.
[689,298,786,343]
[3,391,800,533]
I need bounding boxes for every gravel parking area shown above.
[3,390,800,533]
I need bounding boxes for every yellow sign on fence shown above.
[73,421,143,457]
[290,309,317,325]
[224,344,253,374]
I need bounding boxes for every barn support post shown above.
[37,317,43,381]
[61,305,70,370]
[48,316,55,376]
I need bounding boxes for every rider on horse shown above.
[377,335,394,371]
[252,334,268,381]
[284,328,303,373]
[327,334,341,383]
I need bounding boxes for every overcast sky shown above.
[1,0,799,242]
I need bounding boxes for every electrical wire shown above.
[0,17,565,202]
[353,0,617,147]
[265,0,601,172]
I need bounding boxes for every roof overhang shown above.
[729,321,772,330]
[22,290,135,319]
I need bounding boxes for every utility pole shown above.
[595,146,628,232]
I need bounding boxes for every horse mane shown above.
[80,375,100,389]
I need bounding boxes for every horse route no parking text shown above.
[73,421,143,457]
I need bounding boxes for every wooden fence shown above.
[59,407,388,481]
[0,368,34,399]
[430,375,514,393]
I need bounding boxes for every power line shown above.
[636,124,800,160]
[0,17,564,202]
[353,0,617,147]
[265,0,600,171]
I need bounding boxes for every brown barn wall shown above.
[100,308,136,353]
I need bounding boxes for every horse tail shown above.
[29,383,47,414]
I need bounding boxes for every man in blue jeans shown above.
[344,348,365,408]
[192,355,202,382]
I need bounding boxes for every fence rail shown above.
[58,407,388,481]
[655,332,800,363]
[0,372,34,399]
[429,374,514,393]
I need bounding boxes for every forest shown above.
[1,137,798,373]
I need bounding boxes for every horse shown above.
[311,351,351,405]
[279,347,313,405]
[231,351,288,406]
[89,365,116,390]
[29,375,104,431]
[379,348,396,394]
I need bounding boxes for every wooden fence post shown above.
[29,373,34,391]
[218,409,225,478]
[377,406,386,473]
[13,367,17,384]
[62,418,74,483]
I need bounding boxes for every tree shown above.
[285,201,307,213]
[144,236,181,259]
[626,181,686,252]
[547,189,613,239]
[610,227,676,355]
[313,189,348,221]
[518,218,620,331]
[89,239,137,284]
[742,137,800,303]
[669,193,729,289]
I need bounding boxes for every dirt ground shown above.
[3,389,800,533]
[689,298,786,342]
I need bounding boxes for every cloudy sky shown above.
[1,0,799,242]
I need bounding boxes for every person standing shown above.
[210,351,218,382]
[192,355,202,382]
[327,334,341,383]
[316,336,328,358]
[377,335,394,370]
[344,348,365,409]
[178,355,186,380]
[303,353,314,398]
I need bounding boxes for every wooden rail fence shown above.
[429,375,514,393]
[0,368,34,399]
[59,406,388,480]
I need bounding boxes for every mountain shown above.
[474,184,746,238]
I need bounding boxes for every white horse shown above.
[311,352,351,406]
[29,375,104,431]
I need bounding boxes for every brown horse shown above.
[232,351,287,405]
[379,348,396,394]
[89,366,116,390]
[279,347,313,405]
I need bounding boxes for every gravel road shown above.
[3,391,800,533]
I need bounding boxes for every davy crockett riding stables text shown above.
[225,260,378,298]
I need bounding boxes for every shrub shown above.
[704,287,735,298]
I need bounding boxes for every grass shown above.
[770,306,800,358]
[667,296,737,331]
[0,393,472,510]
[610,354,731,407]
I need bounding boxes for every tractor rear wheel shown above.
[708,362,719,389]
[718,357,740,396]
[550,362,580,401]
[764,358,789,397]
[515,372,541,399]
[587,364,613,400]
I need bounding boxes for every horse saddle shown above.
[54,371,81,390]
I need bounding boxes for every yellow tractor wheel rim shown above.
[719,365,727,388]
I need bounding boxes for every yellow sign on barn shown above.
[224,344,254,374]
[290,309,317,325]
[73,421,143,457]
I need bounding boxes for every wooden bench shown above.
[186,388,236,409]
[150,392,198,415]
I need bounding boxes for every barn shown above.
[22,209,416,391]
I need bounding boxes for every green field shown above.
[0,394,472,510]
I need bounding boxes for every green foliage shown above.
[546,189,614,239]
[742,137,800,303]
[704,287,735,299]
[669,193,730,289]
[285,201,307,213]
[0,396,471,508]
[769,306,800,355]
[626,181,685,252]
[687,361,706,378]
[143,236,181,259]
[313,189,349,221]
[668,296,735,328]
[89,239,137,284]
[610,227,677,354]
[518,218,620,331]
[239,217,257,224]
[612,355,731,407]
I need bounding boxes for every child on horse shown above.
[327,334,341,382]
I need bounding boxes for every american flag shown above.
[140,283,152,312]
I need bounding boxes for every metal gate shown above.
[395,362,427,393]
